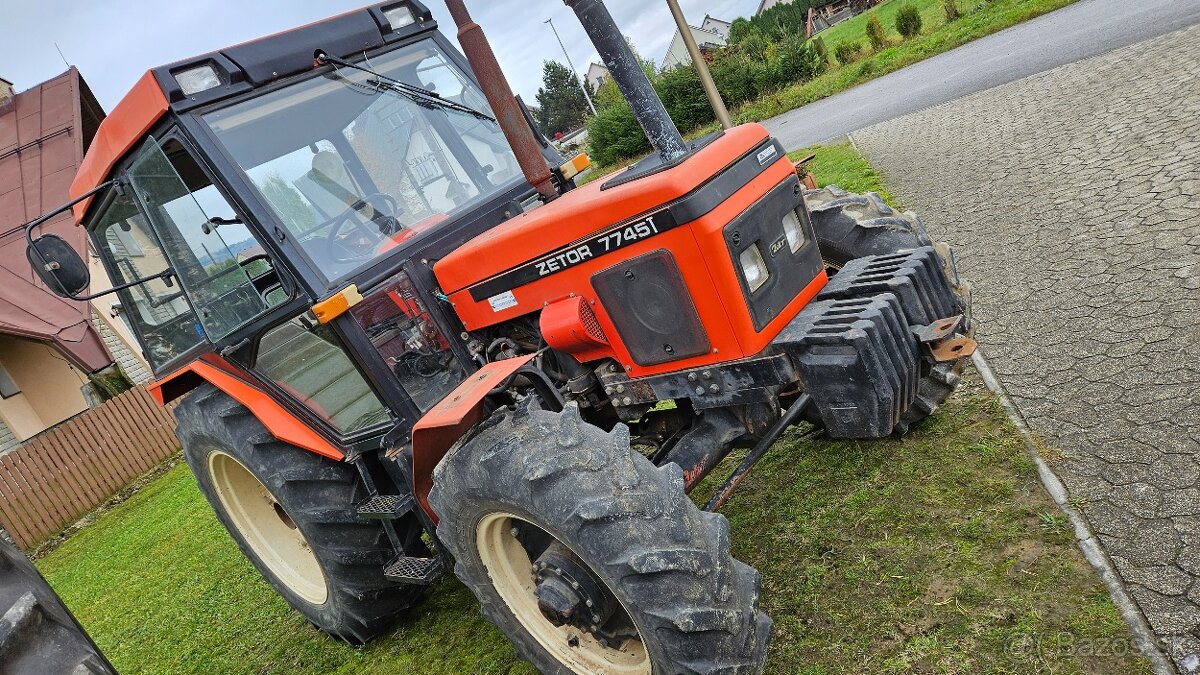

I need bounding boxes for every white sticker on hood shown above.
[488,290,518,312]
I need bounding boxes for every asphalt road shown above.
[762,0,1200,150]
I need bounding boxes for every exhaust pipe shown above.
[445,0,558,201]
[564,0,689,163]
[664,0,732,129]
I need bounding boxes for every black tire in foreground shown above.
[431,403,771,674]
[805,185,972,434]
[176,384,422,644]
[0,537,114,675]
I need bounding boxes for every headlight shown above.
[782,209,806,253]
[175,64,221,96]
[739,244,769,292]
[383,5,417,30]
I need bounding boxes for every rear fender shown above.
[149,359,344,461]
[410,354,536,522]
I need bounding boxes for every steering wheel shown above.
[325,193,402,264]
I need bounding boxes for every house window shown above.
[0,365,20,399]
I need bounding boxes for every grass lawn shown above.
[734,0,1083,123]
[790,142,897,201]
[35,372,1149,674]
[34,146,1148,674]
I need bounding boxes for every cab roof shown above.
[69,1,437,223]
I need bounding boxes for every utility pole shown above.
[664,0,732,129]
[545,17,598,115]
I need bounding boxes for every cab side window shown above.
[126,137,279,342]
[96,192,203,369]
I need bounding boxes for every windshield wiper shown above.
[315,50,495,122]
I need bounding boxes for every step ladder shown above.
[353,460,446,586]
[355,493,415,520]
[383,554,445,585]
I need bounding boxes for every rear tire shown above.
[0,538,113,674]
[430,403,771,674]
[176,384,422,643]
[805,185,971,433]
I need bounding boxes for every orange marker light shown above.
[559,153,591,180]
[311,285,363,323]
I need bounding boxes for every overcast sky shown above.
[1,0,758,111]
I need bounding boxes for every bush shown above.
[943,0,960,21]
[751,59,784,96]
[586,101,650,166]
[656,65,714,132]
[739,30,771,62]
[835,40,862,65]
[584,22,828,165]
[710,53,759,106]
[895,5,923,39]
[593,78,626,110]
[776,37,826,82]
[865,14,889,51]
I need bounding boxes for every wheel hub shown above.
[533,542,616,632]
[475,512,650,673]
[535,574,582,626]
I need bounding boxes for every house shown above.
[757,0,879,20]
[820,0,882,23]
[806,8,832,37]
[585,62,609,92]
[755,0,790,15]
[662,15,732,70]
[0,69,151,454]
[699,15,732,40]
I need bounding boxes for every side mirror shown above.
[27,234,90,298]
[23,178,171,302]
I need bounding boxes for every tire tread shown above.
[0,539,113,674]
[431,403,771,674]
[175,383,422,644]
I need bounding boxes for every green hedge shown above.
[587,100,650,166]
[656,65,714,133]
[588,38,825,166]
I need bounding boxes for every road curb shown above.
[971,349,1176,675]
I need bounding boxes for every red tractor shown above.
[25,1,972,672]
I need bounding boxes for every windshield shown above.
[203,40,521,282]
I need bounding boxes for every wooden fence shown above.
[0,386,179,550]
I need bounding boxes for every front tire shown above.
[805,185,972,433]
[430,403,771,674]
[176,384,422,643]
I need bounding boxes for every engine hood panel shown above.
[433,124,774,299]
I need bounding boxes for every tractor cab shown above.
[30,2,572,454]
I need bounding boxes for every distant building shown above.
[756,0,878,20]
[807,8,832,36]
[0,69,150,454]
[662,15,732,70]
[700,15,732,40]
[585,62,609,92]
[755,0,790,15]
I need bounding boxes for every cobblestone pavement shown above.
[851,24,1200,672]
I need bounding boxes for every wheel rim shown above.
[208,451,328,605]
[476,512,651,674]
